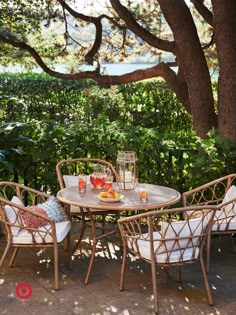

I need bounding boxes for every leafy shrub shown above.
[0,73,235,195]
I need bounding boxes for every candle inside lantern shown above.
[124,171,132,182]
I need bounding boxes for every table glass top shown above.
[57,183,181,211]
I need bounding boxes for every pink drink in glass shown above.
[104,181,112,191]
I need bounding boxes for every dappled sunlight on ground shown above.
[0,223,236,314]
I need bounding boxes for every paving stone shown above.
[0,225,236,314]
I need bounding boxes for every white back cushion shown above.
[5,196,24,236]
[63,175,78,188]
[63,175,90,187]
[215,185,236,221]
[223,185,236,204]
[160,215,209,252]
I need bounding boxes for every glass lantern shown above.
[116,151,138,190]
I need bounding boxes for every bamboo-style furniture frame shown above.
[0,181,71,290]
[56,157,120,283]
[56,158,119,194]
[118,205,215,314]
[57,180,181,284]
[182,174,236,272]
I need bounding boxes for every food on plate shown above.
[99,188,121,199]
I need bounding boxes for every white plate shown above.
[97,194,124,203]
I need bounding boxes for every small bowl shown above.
[97,194,124,203]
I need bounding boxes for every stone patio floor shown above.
[0,220,236,315]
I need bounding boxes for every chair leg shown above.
[206,233,211,273]
[230,234,236,253]
[150,258,159,314]
[9,248,19,267]
[101,214,106,235]
[199,252,213,306]
[178,266,182,282]
[53,244,59,290]
[0,241,11,269]
[163,267,172,279]
[63,237,68,251]
[66,232,72,270]
[84,212,99,285]
[72,217,86,255]
[119,245,127,291]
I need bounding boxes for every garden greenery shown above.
[0,73,235,195]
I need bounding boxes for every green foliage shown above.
[0,122,34,179]
[0,73,91,122]
[0,73,235,195]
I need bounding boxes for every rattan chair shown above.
[56,158,119,205]
[0,182,71,290]
[56,158,120,283]
[56,157,119,219]
[182,174,236,272]
[118,206,215,314]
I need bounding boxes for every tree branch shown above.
[0,34,186,95]
[160,63,190,112]
[57,0,102,66]
[57,0,127,68]
[190,0,213,26]
[110,0,176,53]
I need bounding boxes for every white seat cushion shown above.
[134,233,199,263]
[157,247,199,263]
[12,220,71,244]
[137,237,199,263]
[212,218,236,231]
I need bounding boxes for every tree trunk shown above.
[212,0,236,140]
[159,0,217,137]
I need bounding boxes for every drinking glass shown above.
[90,164,106,189]
[139,185,148,203]
[104,174,113,191]
[78,174,87,193]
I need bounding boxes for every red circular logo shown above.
[16,282,32,299]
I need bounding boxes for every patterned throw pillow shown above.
[38,196,68,222]
[20,207,49,229]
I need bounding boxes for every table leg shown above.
[84,208,118,284]
[71,206,118,285]
[71,214,87,255]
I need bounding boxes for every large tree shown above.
[0,0,235,139]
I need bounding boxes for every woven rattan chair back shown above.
[118,206,215,314]
[182,174,236,272]
[0,181,71,290]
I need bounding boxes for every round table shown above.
[57,183,181,211]
[57,183,181,284]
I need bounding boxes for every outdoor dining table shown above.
[57,183,181,284]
